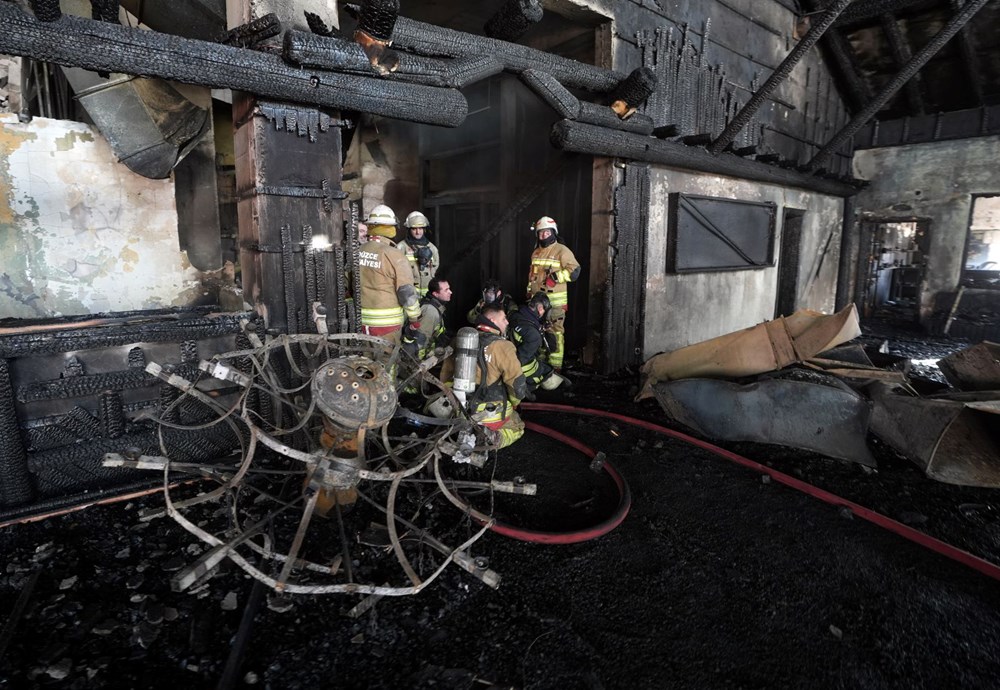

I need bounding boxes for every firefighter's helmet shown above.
[533,216,558,235]
[528,291,552,318]
[404,211,430,229]
[366,204,398,237]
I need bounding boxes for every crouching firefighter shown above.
[437,306,527,449]
[416,277,451,360]
[509,292,571,395]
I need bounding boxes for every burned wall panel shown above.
[853,135,1000,324]
[0,114,212,318]
[644,166,844,355]
[0,311,249,517]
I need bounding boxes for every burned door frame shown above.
[854,215,931,319]
[775,207,806,317]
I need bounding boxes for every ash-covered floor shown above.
[1,323,999,689]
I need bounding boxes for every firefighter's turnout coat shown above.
[359,236,421,337]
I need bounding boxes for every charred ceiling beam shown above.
[950,0,985,107]
[0,4,469,127]
[833,0,937,26]
[551,120,861,197]
[283,30,502,88]
[708,0,853,155]
[880,13,925,115]
[802,0,871,112]
[346,4,626,93]
[520,69,655,135]
[118,0,226,42]
[808,0,991,171]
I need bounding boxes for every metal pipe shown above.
[808,0,991,171]
[709,0,852,155]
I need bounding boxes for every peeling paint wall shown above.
[643,166,844,355]
[853,136,1000,323]
[0,114,207,319]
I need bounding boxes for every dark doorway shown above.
[417,75,593,351]
[857,218,930,321]
[775,208,805,317]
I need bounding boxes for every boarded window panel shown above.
[667,194,777,273]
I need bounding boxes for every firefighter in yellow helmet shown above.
[525,216,580,371]
[359,204,422,348]
[398,211,440,298]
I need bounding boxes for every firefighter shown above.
[526,216,580,371]
[440,305,527,449]
[398,211,439,297]
[509,292,571,395]
[358,205,422,348]
[416,276,451,360]
[466,277,516,325]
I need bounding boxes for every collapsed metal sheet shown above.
[938,342,1000,392]
[870,384,1000,488]
[650,376,876,466]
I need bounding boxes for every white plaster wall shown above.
[0,114,202,318]
[853,136,1000,321]
[643,166,844,355]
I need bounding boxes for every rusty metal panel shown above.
[650,375,876,466]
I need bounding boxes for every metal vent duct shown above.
[63,69,210,179]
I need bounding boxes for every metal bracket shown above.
[238,179,347,212]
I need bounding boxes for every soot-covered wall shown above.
[0,114,217,319]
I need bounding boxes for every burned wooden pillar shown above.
[228,1,343,334]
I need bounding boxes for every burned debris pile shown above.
[639,307,1000,488]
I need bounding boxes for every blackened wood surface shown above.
[0,4,468,127]
[605,164,649,373]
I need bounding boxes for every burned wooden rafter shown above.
[950,0,985,107]
[221,13,282,48]
[708,0,853,155]
[801,0,872,112]
[0,4,469,128]
[346,4,627,93]
[519,70,655,136]
[484,0,544,42]
[834,0,938,26]
[550,120,861,197]
[880,13,925,114]
[354,0,400,74]
[283,30,502,89]
[808,0,991,171]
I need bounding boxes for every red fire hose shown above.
[521,402,1000,583]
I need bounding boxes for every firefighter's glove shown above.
[416,246,433,269]
[401,323,426,358]
[543,331,558,353]
[544,273,558,289]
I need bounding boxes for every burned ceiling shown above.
[805,0,1000,119]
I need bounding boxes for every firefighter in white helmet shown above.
[525,216,580,371]
[359,204,422,350]
[397,211,440,298]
